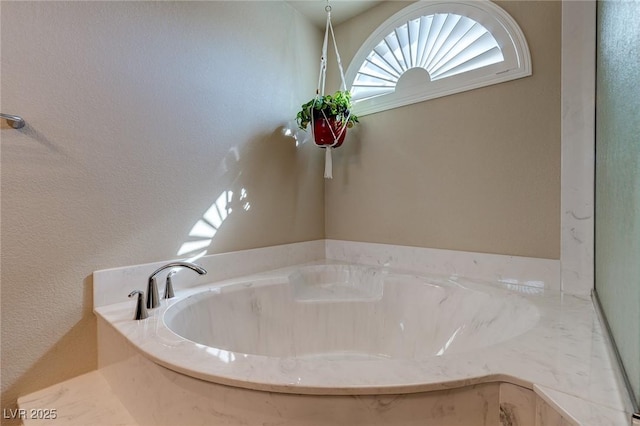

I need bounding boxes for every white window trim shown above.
[346,0,532,116]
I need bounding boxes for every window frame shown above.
[346,0,532,116]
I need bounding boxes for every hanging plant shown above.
[295,1,359,179]
[296,90,359,134]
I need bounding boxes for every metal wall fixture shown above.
[0,113,25,129]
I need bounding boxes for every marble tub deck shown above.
[91,261,630,424]
[18,241,634,425]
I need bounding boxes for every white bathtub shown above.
[98,263,545,395]
[94,261,629,424]
[164,264,539,365]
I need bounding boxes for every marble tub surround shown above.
[534,384,630,425]
[90,241,631,424]
[325,239,562,292]
[94,326,533,426]
[20,364,511,426]
[560,0,596,298]
[100,340,553,426]
[94,261,631,424]
[93,239,562,310]
[93,240,325,308]
[16,369,626,425]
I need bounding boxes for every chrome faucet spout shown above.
[146,261,207,309]
[149,261,208,279]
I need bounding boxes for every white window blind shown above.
[346,1,531,115]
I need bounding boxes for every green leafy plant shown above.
[296,90,359,131]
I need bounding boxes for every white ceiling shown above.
[287,1,383,28]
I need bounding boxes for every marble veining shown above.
[164,264,539,360]
[88,241,632,425]
[324,239,561,291]
[560,0,596,297]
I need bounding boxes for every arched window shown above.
[346,0,532,115]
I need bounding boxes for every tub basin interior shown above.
[164,265,539,360]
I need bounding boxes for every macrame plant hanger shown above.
[313,0,351,179]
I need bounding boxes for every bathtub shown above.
[94,261,626,425]
[164,264,539,368]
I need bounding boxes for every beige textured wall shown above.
[327,1,561,259]
[0,1,322,415]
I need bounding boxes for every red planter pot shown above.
[312,113,347,148]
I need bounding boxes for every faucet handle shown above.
[164,270,177,299]
[128,290,149,320]
[146,277,160,309]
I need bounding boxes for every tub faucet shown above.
[128,290,149,320]
[165,270,178,300]
[147,261,207,309]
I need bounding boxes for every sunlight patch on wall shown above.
[177,188,251,261]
